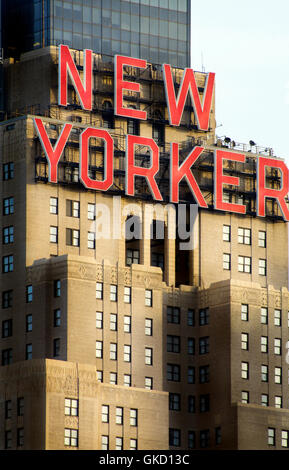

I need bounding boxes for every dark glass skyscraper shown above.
[1,0,191,68]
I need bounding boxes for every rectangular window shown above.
[96,341,103,358]
[101,435,109,450]
[87,232,95,249]
[110,285,117,302]
[188,431,196,450]
[261,307,268,324]
[167,364,180,382]
[274,338,281,355]
[241,333,249,350]
[96,282,103,299]
[215,427,222,445]
[169,393,181,411]
[64,429,78,447]
[65,398,78,416]
[223,225,230,242]
[88,203,95,220]
[199,365,210,384]
[238,256,251,273]
[2,348,12,365]
[268,428,275,446]
[26,343,32,360]
[274,309,281,326]
[167,306,180,324]
[241,362,249,379]
[275,367,282,384]
[26,285,33,303]
[261,394,269,406]
[67,200,80,218]
[5,430,12,449]
[96,311,103,329]
[53,309,61,327]
[124,374,131,387]
[261,364,268,382]
[53,339,60,357]
[241,304,248,321]
[187,309,195,326]
[5,400,12,419]
[110,372,117,385]
[188,366,195,384]
[17,428,24,447]
[188,338,195,355]
[241,391,249,404]
[261,336,268,353]
[124,315,131,333]
[167,335,180,353]
[3,162,14,181]
[26,315,32,332]
[3,197,14,215]
[17,397,24,416]
[130,439,137,450]
[145,289,152,307]
[169,428,180,447]
[259,259,267,276]
[2,319,13,338]
[116,437,123,450]
[199,308,209,326]
[124,286,131,303]
[145,347,153,365]
[130,408,138,426]
[54,280,61,297]
[50,197,58,214]
[223,253,231,270]
[258,231,266,248]
[2,290,13,308]
[66,228,80,246]
[3,255,13,273]
[3,226,14,244]
[124,345,131,362]
[145,318,153,336]
[282,431,289,448]
[238,227,251,245]
[50,226,58,243]
[275,396,282,409]
[110,313,117,331]
[110,343,117,360]
[145,376,153,390]
[116,407,123,425]
[200,430,210,448]
[188,395,195,413]
[97,370,103,383]
[126,249,140,266]
[102,405,109,423]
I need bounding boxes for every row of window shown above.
[100,435,137,451]
[2,310,61,338]
[96,282,153,306]
[2,281,61,309]
[241,333,282,354]
[241,363,282,383]
[268,428,289,448]
[223,254,267,275]
[4,398,24,419]
[96,370,153,390]
[1,339,61,365]
[96,312,151,334]
[169,427,221,449]
[241,304,287,326]
[167,364,197,383]
[101,405,137,426]
[242,392,284,409]
[169,392,210,413]
[223,225,266,247]
[167,335,209,355]
[167,307,208,326]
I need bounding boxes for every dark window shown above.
[2,290,13,308]
[167,306,180,324]
[26,344,32,360]
[3,197,14,215]
[2,255,13,273]
[167,364,180,382]
[199,365,210,384]
[215,427,222,445]
[26,315,32,332]
[53,338,60,357]
[188,366,195,384]
[127,118,140,135]
[169,428,180,447]
[200,429,210,448]
[5,430,12,449]
[17,428,24,447]
[200,394,210,412]
[188,395,195,413]
[5,400,12,419]
[188,431,196,450]
[54,280,61,297]
[187,309,195,326]
[2,319,12,338]
[167,335,180,353]
[54,309,61,327]
[17,397,24,416]
[3,162,14,180]
[2,348,12,365]
[169,393,181,411]
[199,337,209,354]
[188,338,195,355]
[3,226,14,244]
[199,308,209,326]
[26,285,33,303]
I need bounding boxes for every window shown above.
[54,309,61,327]
[124,374,131,387]
[167,335,180,353]
[215,427,222,445]
[110,343,117,360]
[223,225,230,242]
[2,319,12,338]
[115,437,123,450]
[50,226,58,243]
[282,431,289,448]
[200,430,210,448]
[238,256,251,273]
[124,315,131,333]
[275,396,282,409]
[3,197,14,215]
[167,306,180,324]
[261,307,268,324]
[87,232,95,249]
[54,280,61,297]
[88,203,96,220]
[167,364,180,382]
[102,405,109,423]
[238,227,251,245]
[96,311,103,329]
[26,285,33,303]
[97,370,103,383]
[275,367,282,384]
[268,428,275,446]
[145,377,153,390]
[127,118,140,136]
[223,253,231,270]
[258,231,266,248]
[274,338,281,355]
[53,339,60,357]
[124,286,131,303]
[26,315,32,332]
[17,397,24,416]
[96,282,103,299]
[5,400,12,419]
[110,372,117,385]
[3,226,14,244]
[17,428,24,447]
[274,309,281,326]
[116,407,123,425]
[261,364,268,382]
[130,439,137,450]
[241,333,249,350]
[5,431,12,449]
[145,347,153,365]
[169,393,181,411]
[261,336,268,353]
[66,228,80,246]
[65,398,78,416]
[188,366,195,384]
[188,431,196,450]
[101,435,109,450]
[241,391,249,404]
[110,313,117,331]
[64,429,78,447]
[199,308,209,326]
[145,318,153,336]
[110,285,117,302]
[2,348,12,365]
[199,366,210,384]
[96,341,103,358]
[130,408,138,426]
[259,259,266,276]
[126,249,140,266]
[68,200,80,218]
[50,197,58,214]
[145,289,152,307]
[124,345,131,362]
[169,429,180,447]
[261,394,269,407]
[3,162,14,180]
[2,290,13,308]
[26,344,32,360]
[3,255,13,273]
[187,309,195,326]
[188,338,195,355]
[241,362,249,379]
[241,304,249,321]
[188,395,195,413]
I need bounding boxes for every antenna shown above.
[201,51,205,72]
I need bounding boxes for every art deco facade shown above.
[1,1,289,452]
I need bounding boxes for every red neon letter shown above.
[126,135,162,201]
[115,55,147,120]
[257,156,289,220]
[163,64,215,130]
[214,150,246,214]
[170,144,207,206]
[59,44,92,110]
[34,118,72,183]
[80,128,113,191]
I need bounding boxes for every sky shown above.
[190,0,289,163]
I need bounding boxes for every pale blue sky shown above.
[191,0,289,162]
